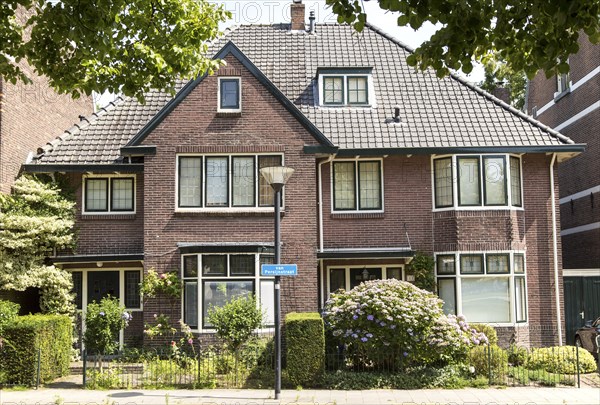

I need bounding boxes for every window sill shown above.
[553,88,570,102]
[331,212,384,219]
[175,209,285,218]
[81,213,136,220]
[432,206,524,213]
[216,111,242,118]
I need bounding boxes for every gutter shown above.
[550,153,563,346]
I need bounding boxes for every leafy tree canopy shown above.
[327,0,600,78]
[479,57,527,111]
[1,0,230,102]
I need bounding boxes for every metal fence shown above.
[82,345,274,389]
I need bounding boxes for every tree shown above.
[0,175,76,315]
[1,0,230,102]
[479,56,527,111]
[327,0,599,79]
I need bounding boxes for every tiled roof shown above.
[31,23,575,165]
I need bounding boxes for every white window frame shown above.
[325,265,405,298]
[175,153,285,213]
[330,158,385,213]
[318,73,375,107]
[555,59,571,97]
[82,174,136,215]
[217,77,242,113]
[431,154,523,211]
[181,253,275,332]
[434,251,528,326]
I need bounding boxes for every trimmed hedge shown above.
[285,312,325,387]
[0,314,72,385]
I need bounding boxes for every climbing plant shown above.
[0,175,76,315]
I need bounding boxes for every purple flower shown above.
[366,333,373,338]
[380,322,386,327]
[353,315,359,320]
[352,334,358,339]
[361,337,368,342]
[188,338,194,345]
[403,352,409,357]
[367,315,374,321]
[99,311,105,316]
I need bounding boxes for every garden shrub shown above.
[469,345,508,384]
[0,300,20,335]
[323,279,487,369]
[527,346,597,374]
[285,312,325,387]
[470,323,498,346]
[206,294,262,352]
[0,314,71,384]
[507,344,528,366]
[406,252,435,292]
[84,296,131,356]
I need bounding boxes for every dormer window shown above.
[218,77,241,112]
[318,68,373,107]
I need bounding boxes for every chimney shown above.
[308,10,316,34]
[492,87,510,104]
[290,0,305,31]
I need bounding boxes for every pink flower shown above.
[171,341,176,347]
[160,274,167,279]
[187,338,194,345]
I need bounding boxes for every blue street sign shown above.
[261,264,298,276]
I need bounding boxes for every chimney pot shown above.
[309,11,316,33]
[394,105,401,123]
[290,0,305,31]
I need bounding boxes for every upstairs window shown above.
[318,68,372,106]
[332,159,382,212]
[177,154,282,210]
[433,155,522,210]
[556,59,570,94]
[83,175,135,214]
[218,77,241,112]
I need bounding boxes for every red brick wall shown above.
[66,172,144,256]
[139,55,321,339]
[0,67,92,194]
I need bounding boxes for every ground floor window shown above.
[70,268,142,311]
[182,253,274,330]
[435,252,526,324]
[326,265,404,296]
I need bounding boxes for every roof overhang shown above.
[178,242,274,254]
[120,146,157,156]
[318,247,414,260]
[304,144,586,156]
[51,253,144,265]
[22,164,144,173]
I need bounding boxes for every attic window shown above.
[218,77,241,112]
[318,68,373,107]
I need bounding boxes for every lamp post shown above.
[259,165,294,400]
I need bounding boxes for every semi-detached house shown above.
[23,2,585,347]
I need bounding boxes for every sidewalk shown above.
[1,387,599,405]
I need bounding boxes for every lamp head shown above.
[260,166,294,192]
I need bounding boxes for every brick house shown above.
[23,1,584,347]
[526,34,600,343]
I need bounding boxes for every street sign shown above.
[261,264,298,276]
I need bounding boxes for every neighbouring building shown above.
[527,33,600,343]
[23,1,584,347]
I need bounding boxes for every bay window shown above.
[332,159,383,212]
[177,154,282,210]
[182,253,274,330]
[436,252,527,324]
[433,154,522,209]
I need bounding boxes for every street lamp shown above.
[259,165,294,400]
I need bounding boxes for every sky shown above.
[213,0,485,82]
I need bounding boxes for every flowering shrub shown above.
[207,294,262,352]
[84,296,131,355]
[323,279,486,369]
[139,269,181,298]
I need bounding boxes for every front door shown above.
[87,271,120,304]
[564,276,600,344]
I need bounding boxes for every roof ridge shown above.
[364,22,415,53]
[34,96,127,159]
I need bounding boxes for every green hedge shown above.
[285,312,325,387]
[0,314,72,385]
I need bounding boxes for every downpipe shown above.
[550,153,563,346]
